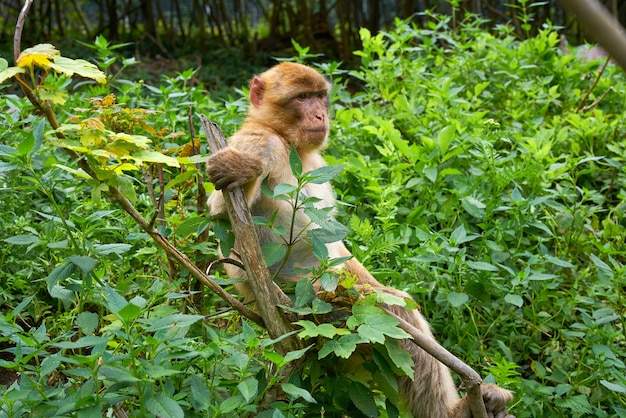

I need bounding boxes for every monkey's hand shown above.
[206,148,263,191]
[480,383,515,418]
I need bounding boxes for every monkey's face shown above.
[293,90,330,148]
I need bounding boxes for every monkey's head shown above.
[247,62,331,152]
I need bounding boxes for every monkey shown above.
[206,62,515,418]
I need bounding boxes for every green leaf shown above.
[76,311,99,335]
[4,235,41,245]
[283,344,314,363]
[349,381,379,417]
[17,135,35,157]
[447,292,469,307]
[47,262,76,302]
[357,314,410,344]
[53,336,109,349]
[94,243,131,255]
[69,255,97,275]
[273,182,297,197]
[98,365,140,383]
[282,383,316,403]
[466,260,499,271]
[291,279,313,308]
[320,272,338,292]
[526,273,558,281]
[289,144,302,177]
[384,338,414,378]
[219,394,245,413]
[296,320,350,339]
[117,303,142,323]
[318,334,364,359]
[461,195,486,219]
[144,393,184,418]
[238,378,259,403]
[303,164,345,184]
[103,285,128,314]
[262,242,286,267]
[144,314,205,332]
[174,217,212,237]
[504,294,523,307]
[423,166,438,183]
[437,125,456,155]
[600,380,626,393]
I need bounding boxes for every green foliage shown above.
[2,10,626,418]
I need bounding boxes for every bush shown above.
[1,11,625,418]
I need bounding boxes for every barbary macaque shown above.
[206,62,514,418]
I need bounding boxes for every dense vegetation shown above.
[1,9,626,418]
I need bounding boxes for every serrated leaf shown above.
[303,164,345,184]
[466,260,499,271]
[99,365,141,383]
[116,303,142,323]
[144,314,205,332]
[238,378,258,403]
[282,383,316,403]
[296,320,350,339]
[93,243,131,255]
[318,334,364,359]
[294,278,315,308]
[144,394,184,418]
[349,381,379,417]
[4,235,41,245]
[262,242,286,267]
[102,285,128,314]
[384,338,414,378]
[289,144,302,177]
[600,380,626,393]
[526,273,558,281]
[273,183,297,197]
[76,311,99,335]
[320,272,338,292]
[461,195,486,219]
[437,125,456,155]
[174,216,212,237]
[447,292,469,307]
[49,56,106,83]
[504,293,523,307]
[69,255,97,275]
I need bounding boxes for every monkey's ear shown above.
[249,76,265,107]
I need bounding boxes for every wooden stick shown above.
[382,308,489,418]
[201,115,300,354]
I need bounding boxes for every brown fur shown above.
[206,62,514,418]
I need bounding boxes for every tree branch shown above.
[559,0,626,72]
[383,307,489,418]
[201,115,301,354]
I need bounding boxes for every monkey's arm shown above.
[206,147,263,191]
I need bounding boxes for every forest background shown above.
[1,0,626,417]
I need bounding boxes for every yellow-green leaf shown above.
[54,164,91,180]
[0,58,25,83]
[109,132,151,149]
[40,87,68,105]
[16,44,59,69]
[113,163,139,174]
[49,56,106,84]
[132,150,180,167]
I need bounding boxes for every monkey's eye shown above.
[316,92,328,99]
[296,93,309,101]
